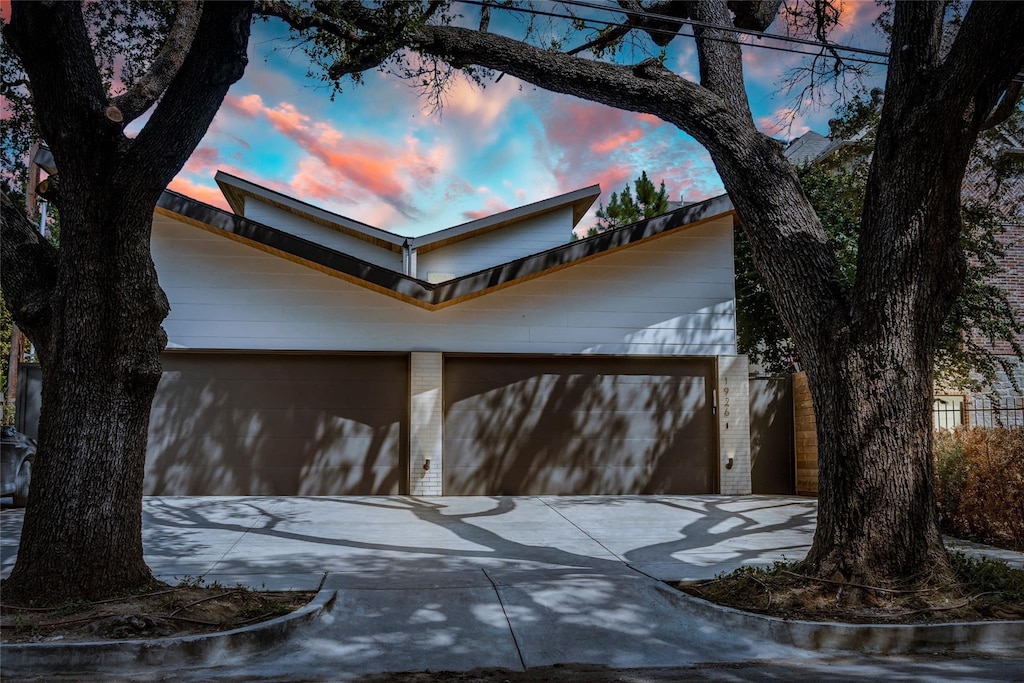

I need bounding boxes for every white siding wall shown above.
[152,215,737,356]
[416,207,574,280]
[243,200,402,272]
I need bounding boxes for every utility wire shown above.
[556,0,890,57]
[452,0,1024,83]
[454,0,886,62]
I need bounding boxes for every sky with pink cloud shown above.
[4,1,890,236]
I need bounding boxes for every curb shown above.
[1,586,337,675]
[659,583,1024,655]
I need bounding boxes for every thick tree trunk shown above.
[1,0,251,604]
[700,121,955,587]
[3,197,169,602]
[802,336,947,584]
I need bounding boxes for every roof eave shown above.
[155,190,734,310]
[411,184,601,253]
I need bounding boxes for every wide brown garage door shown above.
[145,353,408,495]
[443,356,716,495]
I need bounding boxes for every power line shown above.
[558,0,891,58]
[453,0,1024,83]
[454,0,887,64]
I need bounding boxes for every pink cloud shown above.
[440,72,522,128]
[833,1,887,38]
[444,178,475,201]
[534,93,723,225]
[288,163,343,204]
[223,93,266,118]
[167,177,230,210]
[221,96,447,218]
[591,128,645,154]
[757,106,812,139]
[180,146,222,176]
[590,165,634,199]
[462,196,511,221]
[537,98,667,193]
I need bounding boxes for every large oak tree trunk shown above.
[803,334,947,583]
[4,199,169,599]
[706,131,953,586]
[1,1,252,603]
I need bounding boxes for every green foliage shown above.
[737,102,1024,389]
[591,171,669,234]
[948,550,1024,599]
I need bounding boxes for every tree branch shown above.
[0,191,58,348]
[938,3,1024,131]
[564,1,780,57]
[884,2,944,96]
[854,2,1024,344]
[478,0,492,33]
[692,0,752,118]
[981,81,1022,131]
[109,1,202,125]
[3,2,112,179]
[256,0,363,43]
[729,1,782,31]
[125,2,253,197]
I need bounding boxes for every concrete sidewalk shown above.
[2,495,1022,681]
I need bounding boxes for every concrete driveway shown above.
[3,495,1022,680]
[1,495,823,588]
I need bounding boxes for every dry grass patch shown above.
[935,426,1024,551]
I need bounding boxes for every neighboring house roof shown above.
[214,171,601,254]
[155,189,736,310]
[783,131,832,165]
[783,130,862,165]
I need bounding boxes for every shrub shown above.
[934,427,1024,551]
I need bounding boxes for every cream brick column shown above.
[409,352,443,496]
[717,355,751,495]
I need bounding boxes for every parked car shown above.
[1,425,35,507]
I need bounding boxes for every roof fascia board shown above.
[156,190,733,310]
[157,191,434,306]
[214,171,407,252]
[411,184,601,253]
[430,194,735,307]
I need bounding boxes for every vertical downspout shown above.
[402,239,417,278]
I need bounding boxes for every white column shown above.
[717,355,751,495]
[409,352,443,496]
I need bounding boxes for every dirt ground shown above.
[674,557,1024,624]
[1,583,314,643]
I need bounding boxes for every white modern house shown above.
[144,172,751,497]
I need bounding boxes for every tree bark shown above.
[1,1,252,603]
[4,197,169,600]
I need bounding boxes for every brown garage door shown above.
[443,356,716,495]
[145,353,408,495]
